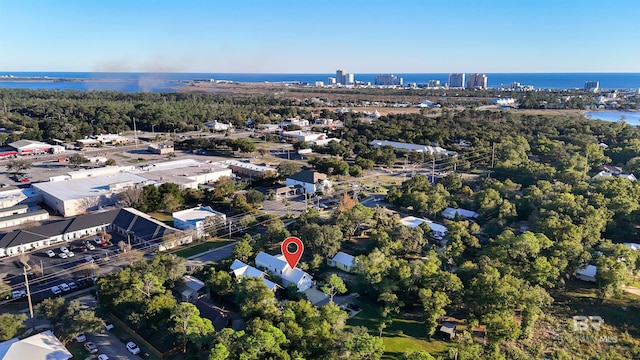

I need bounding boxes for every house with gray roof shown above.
[285,170,331,195]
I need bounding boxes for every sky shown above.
[1,0,639,73]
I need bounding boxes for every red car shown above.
[19,178,30,183]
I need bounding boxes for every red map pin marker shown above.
[281,236,304,269]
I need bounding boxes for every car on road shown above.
[84,342,98,354]
[58,252,68,259]
[67,251,75,257]
[46,250,56,257]
[126,341,141,355]
[51,286,62,294]
[59,283,71,292]
[60,246,69,253]
[6,289,26,299]
[76,333,86,342]
[68,281,78,289]
[104,321,114,331]
[97,355,109,360]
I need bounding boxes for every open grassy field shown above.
[347,300,450,359]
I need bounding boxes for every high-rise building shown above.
[448,73,465,88]
[467,73,488,89]
[427,80,441,88]
[585,81,599,92]
[336,70,345,84]
[335,69,355,85]
[374,74,403,86]
[327,77,336,85]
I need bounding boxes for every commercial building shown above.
[0,209,49,230]
[371,140,457,156]
[448,73,465,88]
[585,81,600,92]
[492,97,516,106]
[467,73,488,89]
[33,172,154,216]
[8,140,64,155]
[173,206,227,237]
[281,130,326,143]
[374,74,403,86]
[147,142,174,155]
[286,170,331,195]
[0,187,42,208]
[214,160,277,178]
[135,159,232,190]
[255,251,313,292]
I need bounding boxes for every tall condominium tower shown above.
[467,73,488,89]
[448,73,466,88]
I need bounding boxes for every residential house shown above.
[576,265,597,282]
[179,275,206,302]
[285,170,331,195]
[255,251,313,292]
[441,207,479,220]
[327,251,357,273]
[400,216,448,239]
[230,259,280,291]
[0,330,72,360]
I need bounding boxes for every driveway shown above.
[87,331,138,360]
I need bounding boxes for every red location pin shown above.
[281,236,304,269]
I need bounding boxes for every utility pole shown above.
[584,150,589,174]
[491,142,496,169]
[41,259,44,275]
[133,117,138,150]
[431,156,436,184]
[23,267,34,330]
[228,221,232,239]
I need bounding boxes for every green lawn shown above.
[113,153,130,159]
[170,240,234,258]
[65,342,88,359]
[148,212,174,226]
[347,300,450,359]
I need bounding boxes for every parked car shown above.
[97,355,109,360]
[59,283,70,292]
[93,237,103,245]
[84,342,98,354]
[58,252,68,259]
[67,251,75,257]
[60,246,69,253]
[46,250,56,258]
[68,281,78,289]
[104,321,114,331]
[76,333,86,342]
[85,243,95,251]
[51,286,62,294]
[8,289,26,299]
[126,341,141,355]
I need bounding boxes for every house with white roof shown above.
[255,251,313,291]
[371,140,457,156]
[576,265,597,282]
[0,330,72,360]
[327,251,356,273]
[173,206,227,237]
[400,216,448,239]
[592,171,637,182]
[441,207,479,220]
[230,259,280,291]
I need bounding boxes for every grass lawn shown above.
[347,300,450,359]
[113,153,131,159]
[148,212,174,226]
[66,342,88,359]
[170,240,234,258]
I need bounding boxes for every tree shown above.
[209,343,230,360]
[233,237,253,263]
[117,187,144,208]
[321,274,347,302]
[231,194,251,212]
[402,351,436,360]
[5,159,31,175]
[206,270,234,298]
[245,189,265,205]
[171,302,215,353]
[483,310,521,345]
[299,223,343,258]
[35,298,103,343]
[349,165,363,177]
[234,277,281,320]
[277,161,302,178]
[105,158,117,166]
[161,193,182,212]
[419,288,451,338]
[0,313,27,341]
[266,219,290,244]
[69,153,89,167]
[0,275,10,300]
[344,328,385,360]
[133,273,164,299]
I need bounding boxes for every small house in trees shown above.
[179,275,206,302]
[441,207,479,220]
[327,251,356,273]
[255,251,313,291]
[576,265,597,282]
[400,216,448,240]
[230,259,280,291]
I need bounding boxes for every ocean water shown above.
[0,72,639,92]
[585,111,640,126]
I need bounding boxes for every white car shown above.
[11,289,26,299]
[60,246,69,253]
[93,237,103,245]
[85,243,95,251]
[58,252,68,259]
[59,283,70,292]
[104,321,114,331]
[75,333,86,342]
[68,281,78,289]
[126,341,140,355]
[97,355,109,360]
[46,250,56,258]
[67,251,75,257]
[51,286,62,294]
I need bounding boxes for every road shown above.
[186,242,238,267]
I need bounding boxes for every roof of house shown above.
[0,204,28,214]
[173,206,226,222]
[441,207,479,219]
[113,208,178,242]
[8,140,50,150]
[399,216,448,233]
[0,330,72,360]
[332,251,355,268]
[603,165,623,173]
[287,170,326,184]
[440,322,456,335]
[230,259,279,290]
[577,265,597,278]
[182,275,205,292]
[255,251,312,285]
[623,243,640,251]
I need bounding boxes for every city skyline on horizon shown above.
[1,0,639,73]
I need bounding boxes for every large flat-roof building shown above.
[281,130,327,143]
[33,172,154,216]
[135,159,232,190]
[371,140,457,156]
[8,140,64,155]
[214,160,277,178]
[173,206,227,237]
[0,187,42,208]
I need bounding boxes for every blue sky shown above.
[1,0,639,73]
